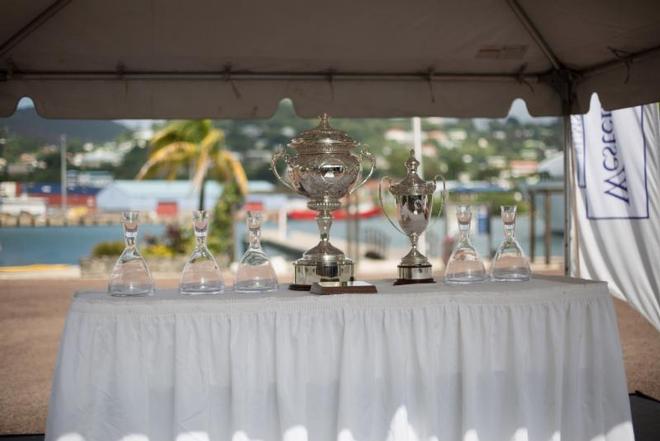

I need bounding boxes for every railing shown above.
[527,187,563,264]
[362,227,391,260]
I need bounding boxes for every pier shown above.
[259,228,409,262]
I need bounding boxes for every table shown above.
[46,276,634,441]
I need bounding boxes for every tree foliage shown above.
[137,119,248,260]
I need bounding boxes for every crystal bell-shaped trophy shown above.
[108,211,154,296]
[179,210,224,295]
[490,205,532,281]
[379,150,446,285]
[235,211,279,293]
[444,205,487,284]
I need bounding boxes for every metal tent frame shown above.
[2,0,659,274]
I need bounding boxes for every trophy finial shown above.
[319,113,331,129]
[405,149,420,173]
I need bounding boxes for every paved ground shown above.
[1,276,658,434]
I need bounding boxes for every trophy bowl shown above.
[380,150,446,285]
[271,114,375,290]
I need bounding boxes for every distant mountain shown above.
[0,106,128,144]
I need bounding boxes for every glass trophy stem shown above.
[504,224,514,242]
[458,223,469,242]
[248,227,261,249]
[123,218,137,247]
[124,236,136,248]
[194,220,207,246]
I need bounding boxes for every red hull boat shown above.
[288,204,382,221]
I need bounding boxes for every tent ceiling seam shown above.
[504,0,563,71]
[504,0,578,113]
[0,0,73,60]
[579,44,660,79]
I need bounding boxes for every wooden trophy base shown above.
[393,278,435,286]
[310,281,378,295]
[288,284,312,291]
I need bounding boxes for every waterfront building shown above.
[96,180,275,216]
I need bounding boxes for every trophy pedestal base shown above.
[394,264,435,285]
[290,258,354,291]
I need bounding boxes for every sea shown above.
[0,216,563,266]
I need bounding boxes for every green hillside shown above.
[0,106,128,144]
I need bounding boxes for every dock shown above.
[260,228,409,261]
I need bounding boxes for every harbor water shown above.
[0,215,563,266]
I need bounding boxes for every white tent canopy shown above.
[0,0,659,119]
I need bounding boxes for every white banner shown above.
[572,95,660,330]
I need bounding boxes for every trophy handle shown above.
[378,176,405,235]
[271,146,297,192]
[428,173,448,229]
[349,146,376,194]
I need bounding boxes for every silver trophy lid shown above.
[288,113,359,153]
[389,149,436,196]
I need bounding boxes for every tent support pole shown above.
[560,73,577,277]
[506,0,576,276]
[562,112,572,276]
[2,42,657,84]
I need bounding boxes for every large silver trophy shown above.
[272,114,376,291]
[379,150,446,285]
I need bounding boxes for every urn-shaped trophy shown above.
[379,150,446,284]
[272,114,376,290]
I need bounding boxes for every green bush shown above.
[208,180,243,260]
[142,243,175,258]
[91,241,125,257]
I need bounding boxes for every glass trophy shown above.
[179,210,224,295]
[108,211,154,296]
[444,205,487,284]
[490,205,531,281]
[235,211,279,292]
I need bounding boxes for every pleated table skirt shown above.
[46,276,633,441]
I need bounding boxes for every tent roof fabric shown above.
[0,0,658,118]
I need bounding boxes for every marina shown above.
[0,215,563,268]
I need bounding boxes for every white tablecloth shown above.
[46,276,633,441]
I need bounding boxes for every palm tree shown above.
[136,120,248,259]
[136,120,248,210]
